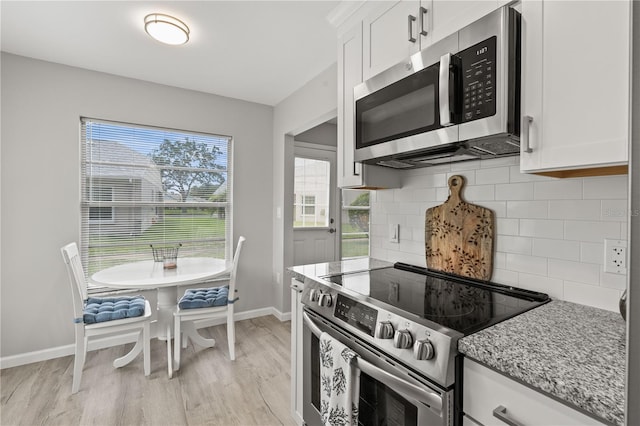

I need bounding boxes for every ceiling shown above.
[0,1,341,106]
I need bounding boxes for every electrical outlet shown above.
[604,239,627,275]
[390,224,399,243]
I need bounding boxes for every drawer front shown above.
[463,359,605,426]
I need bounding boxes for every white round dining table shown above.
[91,257,231,376]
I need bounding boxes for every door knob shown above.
[328,228,336,234]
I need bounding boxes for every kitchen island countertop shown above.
[458,300,626,426]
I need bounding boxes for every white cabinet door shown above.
[463,359,605,426]
[290,279,304,426]
[362,0,428,80]
[337,22,402,189]
[521,0,630,174]
[337,23,364,188]
[430,0,499,44]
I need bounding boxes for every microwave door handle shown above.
[302,312,443,415]
[439,53,452,126]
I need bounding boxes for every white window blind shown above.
[80,118,232,276]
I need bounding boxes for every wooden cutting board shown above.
[425,175,494,280]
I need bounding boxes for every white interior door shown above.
[292,144,339,266]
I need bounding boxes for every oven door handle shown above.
[302,312,443,415]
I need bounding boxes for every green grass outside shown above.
[87,216,226,274]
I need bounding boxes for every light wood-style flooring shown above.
[1,316,296,426]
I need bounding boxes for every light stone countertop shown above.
[458,300,626,426]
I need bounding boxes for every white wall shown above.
[370,156,628,312]
[0,53,274,359]
[272,63,337,314]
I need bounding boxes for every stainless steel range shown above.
[301,262,549,426]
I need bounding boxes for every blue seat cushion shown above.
[83,296,146,324]
[178,286,229,310]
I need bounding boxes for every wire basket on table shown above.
[150,243,182,269]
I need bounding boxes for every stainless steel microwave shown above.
[354,6,521,169]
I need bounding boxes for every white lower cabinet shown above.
[463,359,605,426]
[290,278,304,426]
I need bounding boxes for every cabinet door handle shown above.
[523,115,533,153]
[353,162,361,176]
[408,15,417,43]
[493,405,524,426]
[419,7,428,36]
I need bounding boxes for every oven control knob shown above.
[393,329,413,349]
[374,321,394,339]
[309,288,320,302]
[318,292,333,308]
[414,339,435,360]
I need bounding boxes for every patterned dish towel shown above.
[319,332,360,426]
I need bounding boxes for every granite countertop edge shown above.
[458,300,626,426]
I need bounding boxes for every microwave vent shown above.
[469,138,520,156]
[376,159,414,169]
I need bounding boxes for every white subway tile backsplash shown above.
[548,259,600,285]
[475,167,510,185]
[492,268,519,285]
[507,201,548,219]
[563,281,621,312]
[549,200,601,220]
[413,188,438,201]
[601,199,629,222]
[376,189,395,203]
[532,238,580,262]
[564,221,621,242]
[479,201,507,218]
[534,180,583,200]
[496,236,532,255]
[495,183,534,200]
[446,171,476,185]
[519,219,564,239]
[580,242,604,265]
[583,176,628,199]
[505,253,547,275]
[518,273,564,300]
[600,270,627,291]
[464,185,495,201]
[496,218,519,236]
[436,187,450,201]
[370,163,629,313]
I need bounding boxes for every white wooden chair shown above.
[173,236,245,370]
[61,242,152,393]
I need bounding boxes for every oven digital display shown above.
[334,295,378,337]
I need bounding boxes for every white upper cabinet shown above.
[337,21,401,189]
[430,1,499,44]
[520,0,631,176]
[363,1,429,80]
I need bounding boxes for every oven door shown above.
[302,309,453,426]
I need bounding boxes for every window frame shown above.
[80,117,233,285]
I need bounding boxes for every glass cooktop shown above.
[325,263,549,336]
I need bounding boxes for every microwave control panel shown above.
[459,36,497,123]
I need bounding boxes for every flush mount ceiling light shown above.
[144,13,190,45]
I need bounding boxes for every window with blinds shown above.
[81,118,232,276]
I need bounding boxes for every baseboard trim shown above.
[1,308,292,370]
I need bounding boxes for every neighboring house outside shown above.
[86,140,163,237]
[293,157,330,227]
